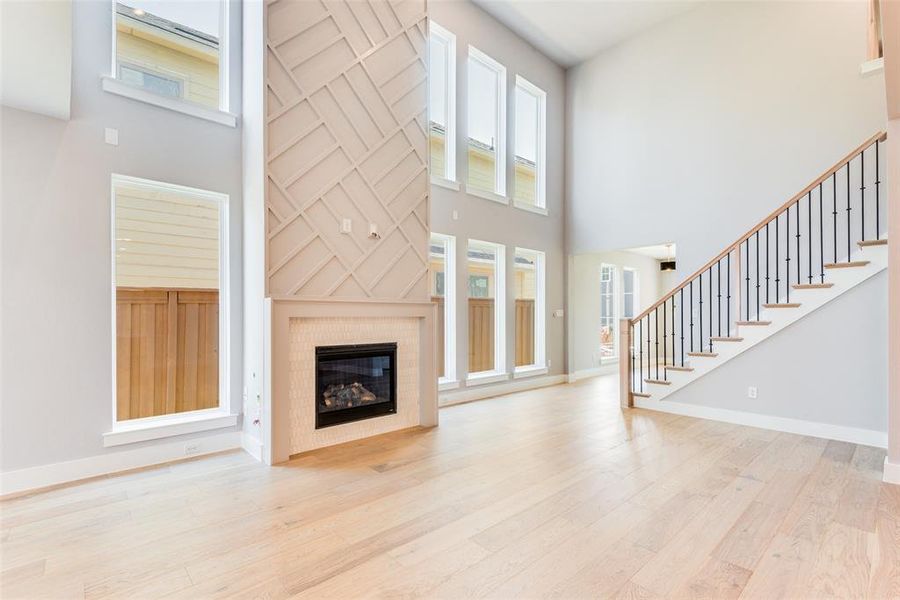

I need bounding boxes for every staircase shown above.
[622,132,888,408]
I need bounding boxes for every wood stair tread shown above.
[736,320,772,326]
[824,261,870,269]
[663,364,694,372]
[792,283,834,289]
[644,379,672,386]
[763,303,801,308]
[687,352,718,358]
[711,336,743,342]
[858,239,887,247]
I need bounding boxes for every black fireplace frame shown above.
[315,342,397,429]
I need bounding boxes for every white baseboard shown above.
[241,432,264,462]
[0,431,242,497]
[570,364,616,382]
[439,374,567,407]
[884,457,900,485]
[634,398,887,449]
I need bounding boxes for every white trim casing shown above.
[513,366,548,379]
[0,431,242,497]
[513,199,549,216]
[467,45,507,196]
[428,21,457,183]
[466,371,509,386]
[884,458,900,485]
[441,374,565,407]
[466,186,509,205]
[599,263,618,361]
[513,247,546,372]
[513,75,547,211]
[431,176,460,191]
[431,232,457,383]
[109,174,231,443]
[102,77,238,127]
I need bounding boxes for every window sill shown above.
[466,186,509,205]
[438,378,460,391]
[101,77,238,127]
[431,176,460,191]
[103,411,239,447]
[513,365,548,379]
[860,57,883,76]
[466,371,509,386]
[512,200,548,216]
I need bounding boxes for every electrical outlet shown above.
[104,127,119,146]
[341,218,352,233]
[452,209,459,220]
[747,386,758,399]
[185,443,201,456]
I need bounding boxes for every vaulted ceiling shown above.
[470,0,702,67]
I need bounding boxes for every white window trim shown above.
[429,21,457,183]
[513,365,548,379]
[600,263,618,363]
[431,177,460,191]
[466,185,509,205]
[513,75,547,212]
[513,199,548,216]
[467,45,507,197]
[467,239,506,378]
[622,267,640,320]
[514,247,546,374]
[106,0,236,127]
[860,57,884,75]
[108,174,231,443]
[466,370,509,386]
[432,232,457,386]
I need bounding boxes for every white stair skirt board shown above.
[440,374,567,407]
[241,432,264,462]
[0,431,242,497]
[638,242,888,405]
[633,397,886,448]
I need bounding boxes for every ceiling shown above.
[626,243,676,261]
[470,0,702,67]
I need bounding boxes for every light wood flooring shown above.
[2,375,899,599]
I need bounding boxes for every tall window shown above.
[514,76,546,212]
[514,248,545,372]
[467,47,506,198]
[429,22,456,182]
[467,240,505,376]
[430,233,456,384]
[623,268,639,319]
[114,1,225,110]
[112,175,228,424]
[600,264,617,360]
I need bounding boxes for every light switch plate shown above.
[104,127,119,146]
[341,218,352,233]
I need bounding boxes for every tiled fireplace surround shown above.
[268,299,439,462]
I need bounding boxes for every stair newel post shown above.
[619,318,633,408]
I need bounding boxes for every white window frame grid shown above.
[431,233,457,389]
[106,174,233,446]
[622,267,640,320]
[600,263,618,362]
[467,46,507,201]
[513,247,546,377]
[513,75,547,215]
[466,239,507,383]
[104,0,236,127]
[428,21,457,187]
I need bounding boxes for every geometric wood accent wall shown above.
[265,0,429,301]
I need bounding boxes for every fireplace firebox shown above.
[315,343,397,429]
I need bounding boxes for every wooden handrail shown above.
[630,130,887,324]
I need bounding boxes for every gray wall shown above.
[429,0,567,389]
[666,273,888,433]
[566,0,887,276]
[0,1,243,472]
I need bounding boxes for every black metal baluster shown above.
[717,260,722,337]
[755,230,760,319]
[819,182,824,283]
[639,318,643,393]
[807,191,812,284]
[662,301,667,379]
[745,240,750,320]
[671,296,676,369]
[631,323,635,392]
[833,172,838,264]
[654,307,659,381]
[699,273,703,354]
[680,288,684,366]
[689,281,694,353]
[876,140,881,239]
[765,223,770,303]
[646,315,651,387]
[708,267,713,352]
[776,213,780,302]
[795,200,801,285]
[860,150,866,242]
[726,251,731,334]
[786,206,791,302]
[846,161,851,262]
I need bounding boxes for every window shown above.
[467,240,505,376]
[114,1,225,110]
[514,76,546,212]
[467,47,507,199]
[514,248,545,373]
[112,175,228,426]
[867,0,884,60]
[429,22,456,183]
[623,268,639,319]
[430,233,456,384]
[600,264,617,360]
